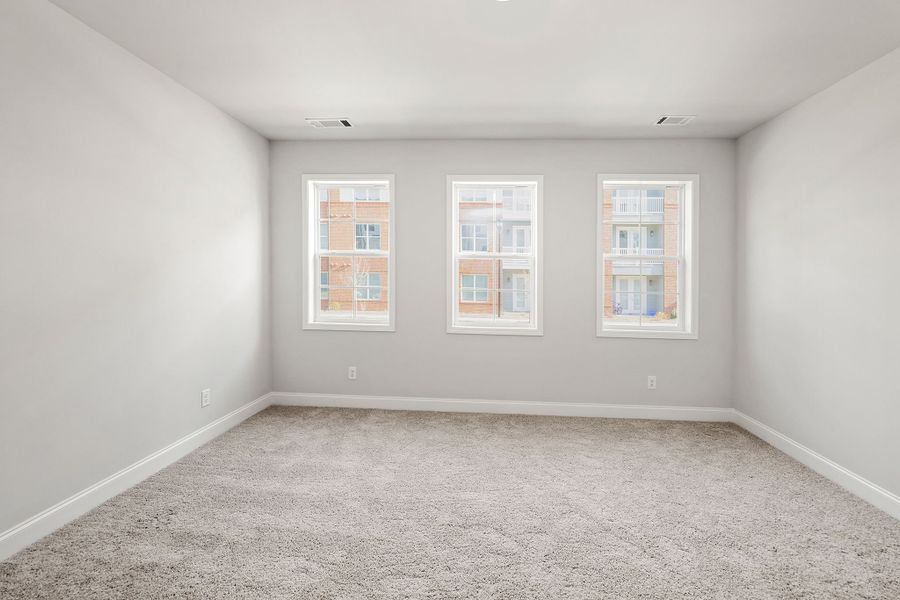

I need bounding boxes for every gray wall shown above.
[272,139,736,406]
[0,0,271,532]
[735,49,900,496]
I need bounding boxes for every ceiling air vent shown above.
[306,118,352,128]
[656,115,695,126]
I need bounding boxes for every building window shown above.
[302,175,395,331]
[319,222,329,250]
[460,274,489,302]
[460,223,489,252]
[598,174,698,339]
[448,176,543,335]
[355,223,381,250]
[356,272,382,300]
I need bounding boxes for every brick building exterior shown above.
[318,186,390,318]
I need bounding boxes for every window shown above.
[461,274,489,302]
[355,223,381,250]
[460,189,491,202]
[448,176,543,335]
[460,223,488,252]
[319,222,329,250]
[597,174,698,339]
[503,188,532,213]
[339,186,386,202]
[302,174,395,331]
[356,272,382,300]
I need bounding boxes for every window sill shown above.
[597,328,697,340]
[303,321,395,332]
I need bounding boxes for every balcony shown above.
[610,260,664,276]
[609,247,664,256]
[615,196,663,214]
[612,197,664,222]
[501,255,530,270]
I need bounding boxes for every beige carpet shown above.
[2,407,899,599]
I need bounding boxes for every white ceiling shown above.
[51,0,900,140]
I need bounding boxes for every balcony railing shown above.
[610,247,664,256]
[501,245,531,254]
[614,197,663,215]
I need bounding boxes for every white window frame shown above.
[597,174,699,339]
[447,175,543,336]
[302,174,396,332]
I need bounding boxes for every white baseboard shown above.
[0,392,273,561]
[732,410,900,520]
[269,392,734,422]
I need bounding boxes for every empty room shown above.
[1,0,899,598]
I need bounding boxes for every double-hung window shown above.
[448,176,543,335]
[598,174,698,339]
[303,175,395,331]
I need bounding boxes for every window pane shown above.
[353,256,388,316]
[309,178,391,328]
[500,269,531,321]
[451,179,540,332]
[319,222,329,250]
[458,258,496,319]
[353,222,383,250]
[460,222,490,253]
[319,256,353,317]
[643,189,665,218]
[600,178,691,335]
[604,286,642,327]
[456,258,533,324]
[602,257,680,328]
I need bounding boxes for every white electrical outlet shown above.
[647,376,657,390]
[201,388,211,407]
[348,366,357,380]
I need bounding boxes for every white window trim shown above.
[302,173,396,332]
[447,174,543,336]
[596,173,699,340]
